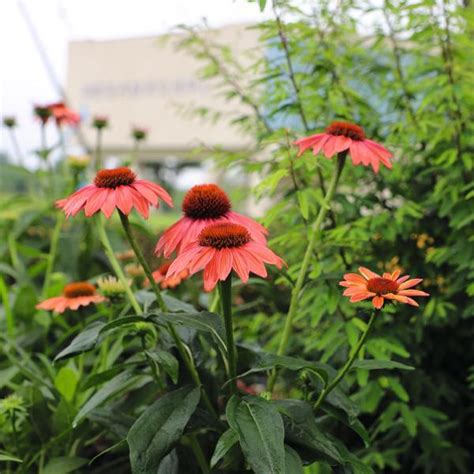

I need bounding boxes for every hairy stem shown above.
[268,153,346,392]
[313,309,379,411]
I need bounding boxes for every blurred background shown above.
[0,0,272,191]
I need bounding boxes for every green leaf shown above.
[210,428,239,469]
[148,351,179,384]
[226,395,286,474]
[43,457,88,474]
[284,446,303,474]
[236,352,328,387]
[13,285,38,319]
[258,0,267,12]
[100,315,146,333]
[400,404,417,437]
[148,311,226,352]
[0,453,22,463]
[55,321,106,361]
[352,360,415,371]
[54,366,79,402]
[73,371,144,426]
[128,385,200,474]
[157,449,179,473]
[274,399,343,463]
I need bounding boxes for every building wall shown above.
[66,24,260,160]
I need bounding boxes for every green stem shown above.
[268,153,346,393]
[118,212,166,311]
[42,214,65,297]
[219,275,237,394]
[95,215,142,314]
[0,276,14,338]
[187,434,210,474]
[95,128,103,171]
[118,212,219,420]
[209,289,220,313]
[313,309,379,411]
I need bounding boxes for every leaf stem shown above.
[268,153,346,393]
[187,434,210,474]
[42,213,65,297]
[219,275,237,394]
[313,309,379,411]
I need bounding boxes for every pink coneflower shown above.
[339,267,429,309]
[155,184,268,258]
[56,167,173,219]
[48,102,80,127]
[36,282,105,314]
[167,223,284,292]
[294,121,393,173]
[146,262,189,289]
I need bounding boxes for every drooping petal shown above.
[128,187,150,218]
[84,188,109,217]
[322,136,341,158]
[115,185,134,215]
[398,289,429,297]
[232,249,250,283]
[294,133,326,157]
[372,295,385,309]
[132,181,159,206]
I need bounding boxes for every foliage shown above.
[0,1,472,473]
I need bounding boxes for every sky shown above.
[0,0,272,166]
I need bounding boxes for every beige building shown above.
[66,24,260,164]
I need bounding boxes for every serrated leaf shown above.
[274,400,343,463]
[128,385,200,474]
[226,395,286,474]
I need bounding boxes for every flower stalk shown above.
[218,274,237,394]
[95,215,142,315]
[268,153,346,392]
[313,309,379,411]
[118,212,219,420]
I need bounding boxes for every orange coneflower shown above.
[339,267,429,309]
[155,184,267,258]
[166,223,284,292]
[146,262,189,290]
[294,121,393,173]
[56,167,173,219]
[36,282,106,314]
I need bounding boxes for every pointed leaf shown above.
[210,428,239,468]
[128,385,200,474]
[352,360,414,371]
[55,322,105,361]
[226,395,285,474]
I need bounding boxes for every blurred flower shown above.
[97,275,130,303]
[131,126,148,141]
[339,267,429,309]
[294,121,393,173]
[56,167,173,219]
[116,249,136,261]
[0,394,26,414]
[92,115,109,130]
[155,184,267,258]
[36,282,105,313]
[48,102,80,127]
[125,263,145,282]
[146,261,189,289]
[3,116,17,128]
[67,155,91,171]
[167,222,284,292]
[34,105,52,125]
